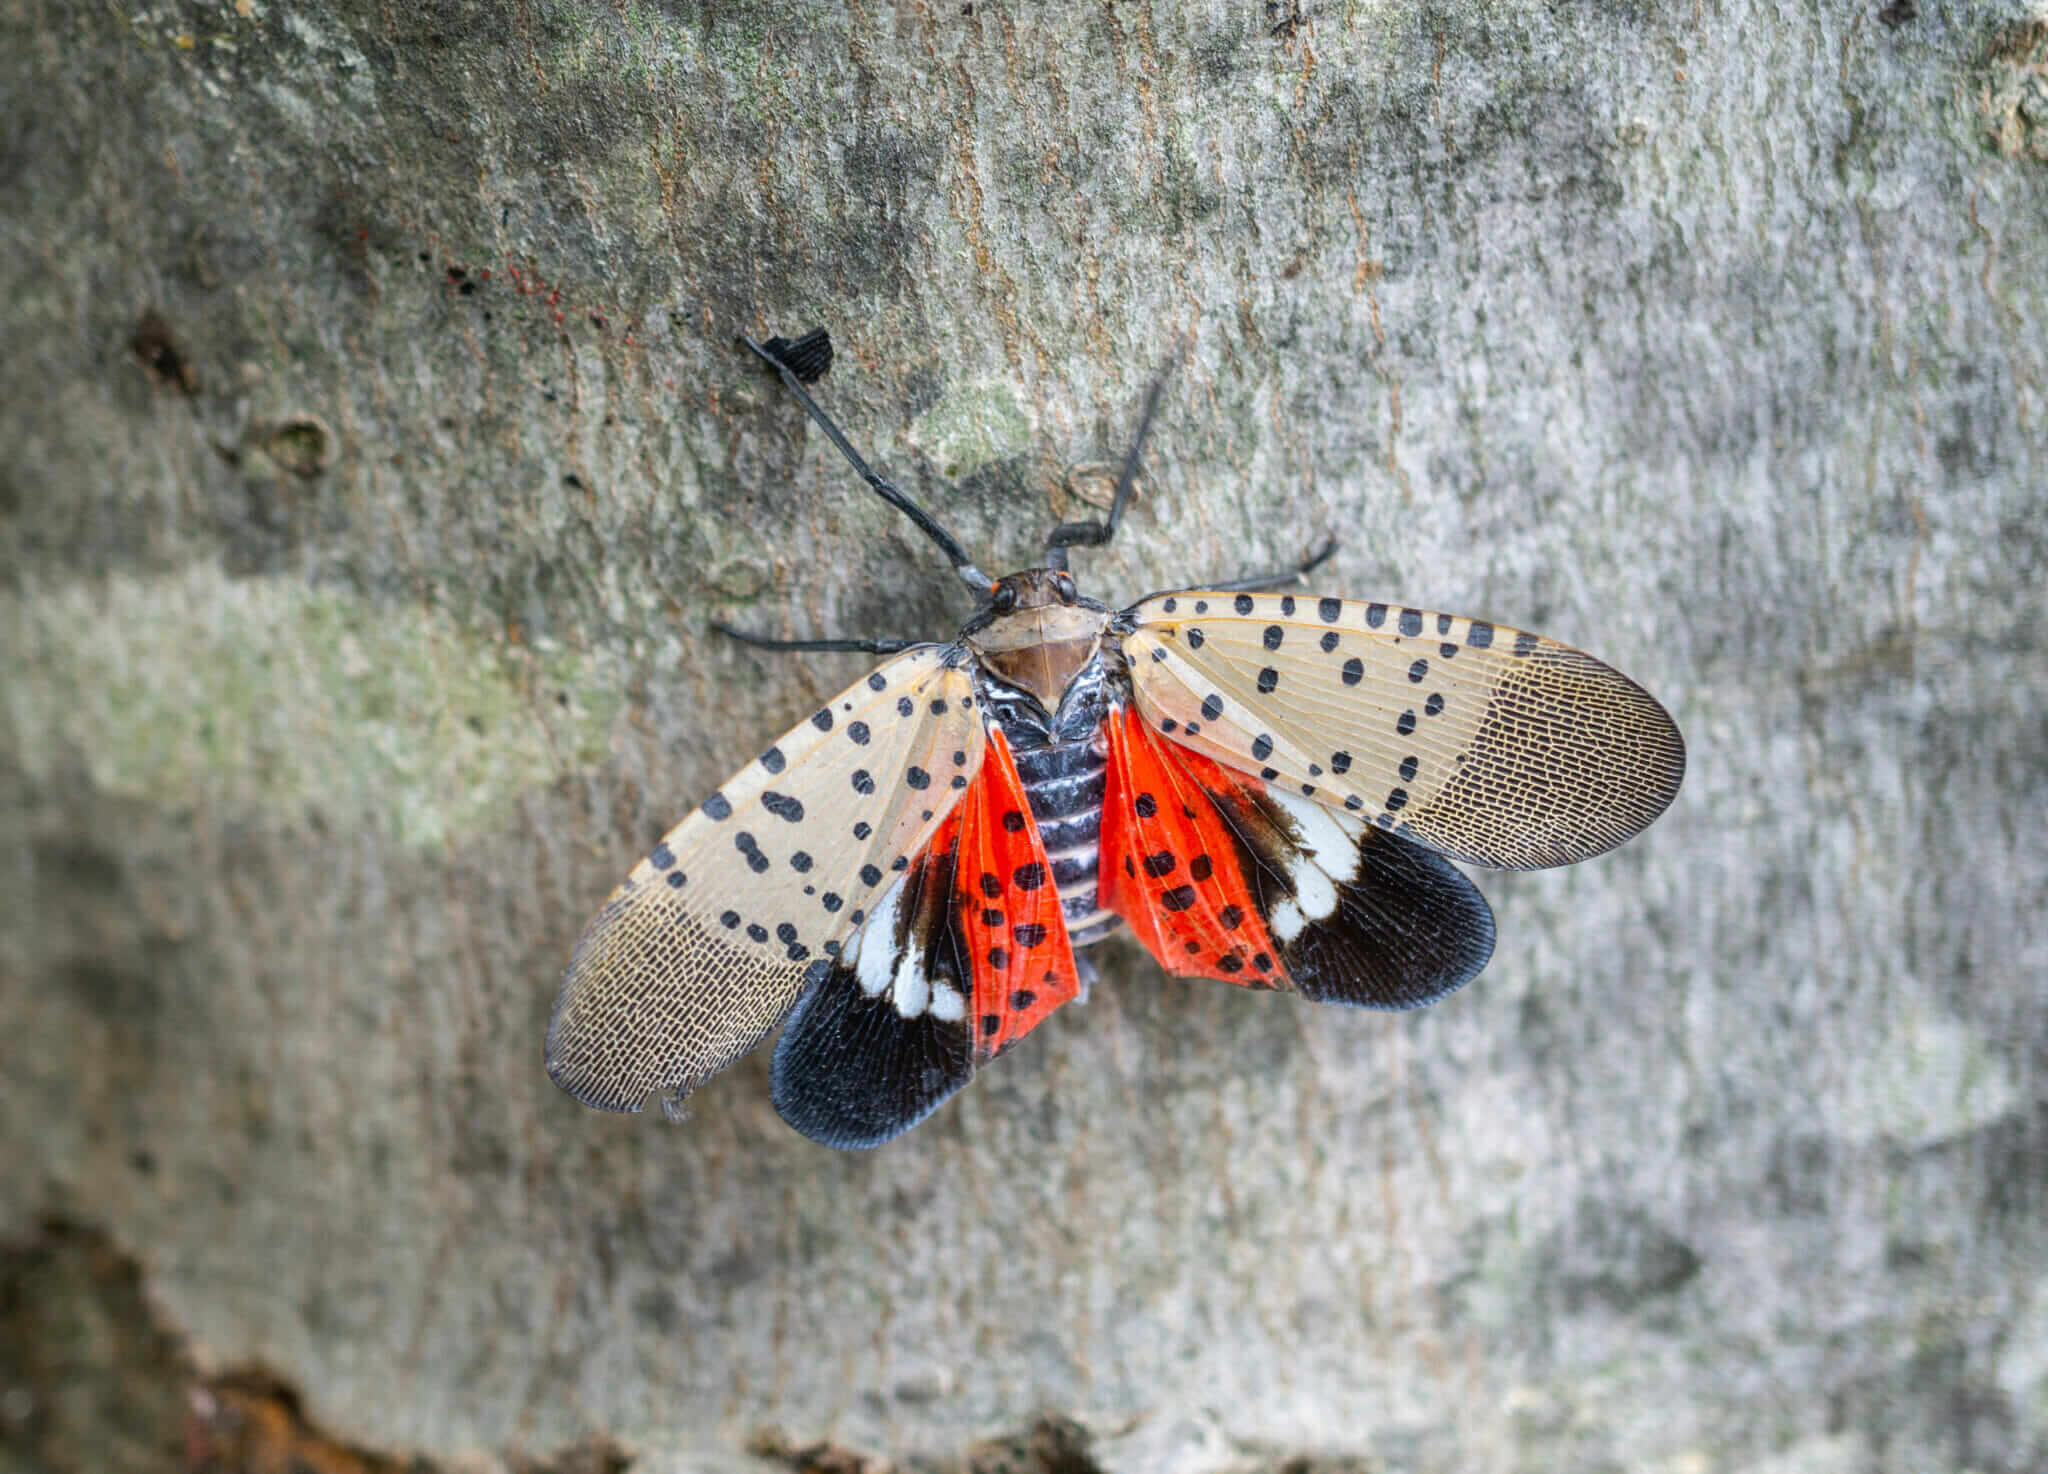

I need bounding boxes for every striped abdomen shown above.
[1010,733,1121,949]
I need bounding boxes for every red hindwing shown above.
[934,725,1081,1057]
[1098,703,1289,990]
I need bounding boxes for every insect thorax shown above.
[970,618,1128,950]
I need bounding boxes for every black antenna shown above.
[742,333,993,596]
[1042,363,1174,571]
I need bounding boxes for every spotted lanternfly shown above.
[546,331,1687,1148]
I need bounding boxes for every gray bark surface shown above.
[3,1,2044,1471]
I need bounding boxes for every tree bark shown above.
[3,2,2044,1471]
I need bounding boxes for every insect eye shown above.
[991,584,1018,613]
[1053,572,1078,604]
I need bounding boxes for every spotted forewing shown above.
[546,645,985,1115]
[1123,593,1685,869]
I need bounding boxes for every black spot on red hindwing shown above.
[1012,862,1047,892]
[1135,792,1158,817]
[1011,989,1037,1010]
[1189,853,1213,881]
[1219,904,1244,929]
[980,872,1002,899]
[1143,850,1177,878]
[1001,809,1027,832]
[987,946,1009,970]
[1013,922,1048,946]
[1161,884,1197,912]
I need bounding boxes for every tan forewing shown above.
[546,645,987,1112]
[1122,593,1684,870]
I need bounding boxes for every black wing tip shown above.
[770,962,975,1150]
[1286,829,1499,1011]
[770,1081,931,1150]
[757,328,833,383]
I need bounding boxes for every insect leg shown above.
[1122,535,1340,605]
[1190,534,1340,592]
[711,622,925,656]
[741,333,994,597]
[1043,368,1173,565]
